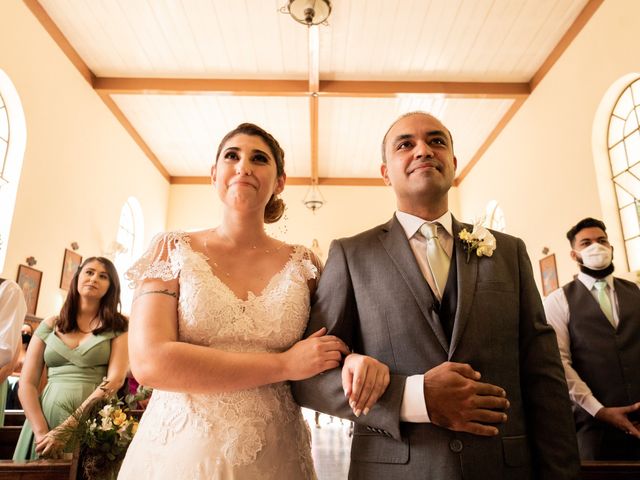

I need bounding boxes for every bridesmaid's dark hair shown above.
[57,257,128,334]
[215,122,286,224]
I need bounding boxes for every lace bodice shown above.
[122,232,318,475]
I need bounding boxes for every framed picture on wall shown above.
[16,265,43,315]
[539,253,559,297]
[60,248,82,290]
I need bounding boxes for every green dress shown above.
[12,321,119,460]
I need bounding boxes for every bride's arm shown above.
[129,277,348,394]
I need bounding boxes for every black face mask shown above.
[578,262,615,279]
[22,333,32,345]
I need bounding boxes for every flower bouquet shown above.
[124,384,153,410]
[62,395,139,479]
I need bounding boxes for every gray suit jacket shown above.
[292,216,580,480]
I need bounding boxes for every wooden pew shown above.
[0,457,77,480]
[3,410,26,426]
[0,426,21,459]
[581,461,640,480]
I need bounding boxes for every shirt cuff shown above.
[399,374,430,423]
[582,395,605,418]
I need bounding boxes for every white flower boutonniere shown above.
[458,222,496,263]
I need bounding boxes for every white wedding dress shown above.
[118,232,317,479]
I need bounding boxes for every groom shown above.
[292,112,580,479]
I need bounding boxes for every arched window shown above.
[608,78,640,271]
[483,200,506,232]
[0,69,27,271]
[114,197,144,314]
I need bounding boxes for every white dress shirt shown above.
[395,210,454,423]
[543,272,637,417]
[0,280,27,368]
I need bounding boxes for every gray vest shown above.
[426,251,458,344]
[563,277,640,408]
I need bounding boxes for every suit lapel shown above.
[449,218,478,358]
[379,216,449,353]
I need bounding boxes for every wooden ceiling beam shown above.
[93,77,530,99]
[318,177,385,187]
[94,77,309,96]
[318,81,530,98]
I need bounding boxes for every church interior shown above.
[1,0,639,478]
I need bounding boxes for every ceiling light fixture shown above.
[303,182,326,213]
[282,0,332,26]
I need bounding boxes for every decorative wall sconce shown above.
[26,256,37,266]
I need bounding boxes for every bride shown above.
[118,123,389,479]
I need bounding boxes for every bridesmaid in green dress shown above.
[13,257,129,459]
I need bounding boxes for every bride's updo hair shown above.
[215,123,286,224]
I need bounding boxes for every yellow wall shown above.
[167,183,460,260]
[457,0,640,290]
[0,1,170,317]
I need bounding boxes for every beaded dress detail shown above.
[117,232,317,479]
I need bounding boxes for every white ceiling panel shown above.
[321,0,589,82]
[112,94,311,177]
[39,0,589,81]
[318,96,513,178]
[40,0,310,78]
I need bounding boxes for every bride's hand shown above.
[283,328,350,381]
[341,353,390,417]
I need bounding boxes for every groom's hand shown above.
[423,362,509,436]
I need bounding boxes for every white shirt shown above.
[395,210,454,423]
[543,272,637,417]
[0,280,27,368]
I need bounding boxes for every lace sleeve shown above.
[125,231,188,289]
[296,245,323,284]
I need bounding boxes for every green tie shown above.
[420,222,450,299]
[593,280,614,327]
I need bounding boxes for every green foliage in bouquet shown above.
[124,384,153,410]
[61,395,139,479]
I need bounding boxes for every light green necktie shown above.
[420,222,450,299]
[593,279,615,327]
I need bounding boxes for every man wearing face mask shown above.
[544,217,640,460]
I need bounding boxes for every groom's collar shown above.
[395,210,453,240]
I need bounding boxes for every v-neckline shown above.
[186,240,299,302]
[53,329,98,351]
